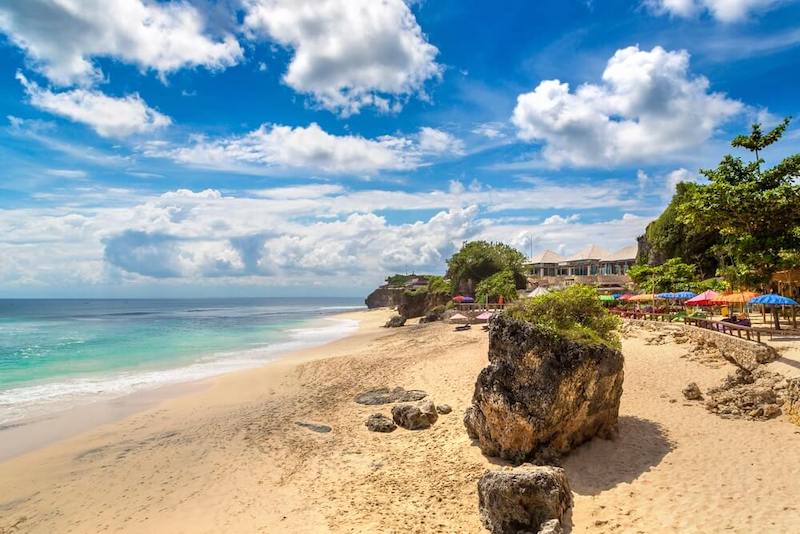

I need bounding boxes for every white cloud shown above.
[417,127,465,154]
[472,122,507,139]
[242,0,441,115]
[0,0,242,86]
[45,168,87,178]
[644,0,784,22]
[17,72,171,138]
[637,167,699,199]
[146,123,462,175]
[511,46,743,167]
[0,179,650,291]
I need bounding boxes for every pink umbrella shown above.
[685,290,719,306]
[476,311,494,321]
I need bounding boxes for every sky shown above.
[1,0,799,298]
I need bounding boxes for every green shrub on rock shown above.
[506,285,620,348]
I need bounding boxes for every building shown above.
[524,244,638,293]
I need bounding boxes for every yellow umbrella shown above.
[714,291,759,304]
[629,294,655,301]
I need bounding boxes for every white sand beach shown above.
[1,309,800,533]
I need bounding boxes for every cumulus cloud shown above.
[145,123,462,175]
[17,72,171,137]
[0,0,242,86]
[637,167,700,199]
[242,0,441,115]
[644,0,783,22]
[511,45,743,167]
[0,178,650,291]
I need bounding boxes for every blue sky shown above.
[1,0,799,297]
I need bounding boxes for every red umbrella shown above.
[453,295,466,303]
[685,290,719,306]
[619,293,634,301]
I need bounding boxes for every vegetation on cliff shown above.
[506,285,620,349]
[638,117,800,290]
[475,270,518,303]
[446,241,527,293]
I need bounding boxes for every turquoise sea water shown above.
[0,298,363,425]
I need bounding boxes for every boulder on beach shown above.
[477,465,572,534]
[365,414,397,433]
[354,387,427,405]
[391,399,438,430]
[464,314,624,463]
[704,367,787,420]
[384,315,406,328]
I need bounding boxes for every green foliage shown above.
[446,241,527,292]
[695,277,729,292]
[475,270,518,303]
[385,274,415,287]
[637,182,720,277]
[506,285,621,349]
[628,258,698,293]
[678,117,800,289]
[427,275,452,296]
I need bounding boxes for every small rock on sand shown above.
[436,404,452,414]
[365,414,397,433]
[354,387,427,405]
[391,399,438,430]
[682,382,703,401]
[384,315,406,328]
[295,422,332,433]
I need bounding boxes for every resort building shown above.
[524,244,638,292]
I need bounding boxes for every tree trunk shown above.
[772,306,781,330]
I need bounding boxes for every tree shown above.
[445,241,526,293]
[628,258,699,293]
[475,270,517,303]
[679,118,800,289]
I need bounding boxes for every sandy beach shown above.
[1,309,800,533]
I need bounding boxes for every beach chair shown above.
[454,324,471,331]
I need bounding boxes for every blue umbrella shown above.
[749,294,798,306]
[656,292,675,299]
[673,291,697,300]
[612,293,622,299]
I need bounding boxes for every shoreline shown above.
[2,311,800,533]
[0,310,374,462]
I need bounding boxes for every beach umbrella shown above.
[655,292,675,299]
[452,295,465,303]
[528,287,550,298]
[612,293,623,299]
[714,291,759,304]
[619,293,634,301]
[685,290,719,306]
[449,313,469,323]
[462,296,475,303]
[749,294,798,330]
[629,294,654,301]
[598,295,615,301]
[672,291,697,300]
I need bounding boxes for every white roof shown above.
[600,245,638,262]
[528,287,551,297]
[566,244,611,262]
[527,250,564,264]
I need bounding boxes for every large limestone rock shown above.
[365,286,401,309]
[465,314,624,463]
[478,465,572,534]
[391,399,438,430]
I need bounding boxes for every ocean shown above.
[0,298,364,426]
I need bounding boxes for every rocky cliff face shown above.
[397,290,450,319]
[464,314,624,464]
[364,287,402,309]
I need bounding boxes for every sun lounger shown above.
[454,324,471,331]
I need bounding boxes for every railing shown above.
[683,317,761,343]
[455,303,508,311]
[610,310,672,322]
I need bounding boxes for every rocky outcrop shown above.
[397,290,450,319]
[365,414,397,433]
[354,387,427,405]
[703,368,787,420]
[391,399,439,430]
[786,378,800,425]
[477,465,572,534]
[384,315,406,328]
[682,382,703,400]
[464,314,624,463]
[365,286,402,309]
[419,306,446,324]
